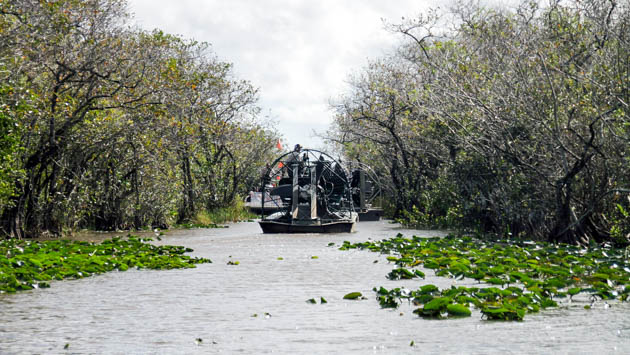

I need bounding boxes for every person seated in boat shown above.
[286,144,303,164]
[276,144,304,186]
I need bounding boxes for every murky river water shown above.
[1,220,629,354]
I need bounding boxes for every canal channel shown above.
[1,220,629,353]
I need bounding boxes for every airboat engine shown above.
[349,162,384,221]
[258,148,357,233]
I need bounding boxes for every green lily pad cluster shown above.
[341,234,630,320]
[0,236,211,293]
[387,267,425,280]
[375,284,555,320]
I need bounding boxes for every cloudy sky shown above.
[127,0,439,149]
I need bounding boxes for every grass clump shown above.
[176,199,257,229]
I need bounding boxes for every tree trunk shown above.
[178,149,195,223]
[549,181,587,245]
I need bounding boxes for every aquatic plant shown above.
[306,297,328,304]
[0,236,211,293]
[343,292,363,300]
[341,234,630,320]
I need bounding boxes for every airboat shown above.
[349,162,383,221]
[258,147,357,233]
[244,191,283,215]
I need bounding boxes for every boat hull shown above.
[358,208,383,221]
[259,220,355,233]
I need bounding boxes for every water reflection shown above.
[1,221,629,354]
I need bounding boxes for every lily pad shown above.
[341,233,630,322]
[0,236,211,294]
[446,304,472,317]
[343,292,363,300]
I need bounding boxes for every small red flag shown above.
[275,139,282,150]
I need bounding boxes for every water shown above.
[1,220,629,354]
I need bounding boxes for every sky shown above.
[126,0,439,150]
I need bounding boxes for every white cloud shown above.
[127,0,437,149]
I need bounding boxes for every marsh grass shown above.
[176,199,257,229]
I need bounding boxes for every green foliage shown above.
[331,0,630,245]
[199,199,257,224]
[0,79,26,209]
[609,203,630,247]
[0,235,211,293]
[0,109,21,208]
[396,204,463,230]
[174,200,256,228]
[0,1,280,237]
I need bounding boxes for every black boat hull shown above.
[259,220,355,233]
[358,208,383,221]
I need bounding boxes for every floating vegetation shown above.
[387,268,425,280]
[340,234,630,320]
[306,297,328,304]
[0,236,211,294]
[343,292,363,300]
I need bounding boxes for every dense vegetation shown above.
[0,0,279,238]
[329,0,630,245]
